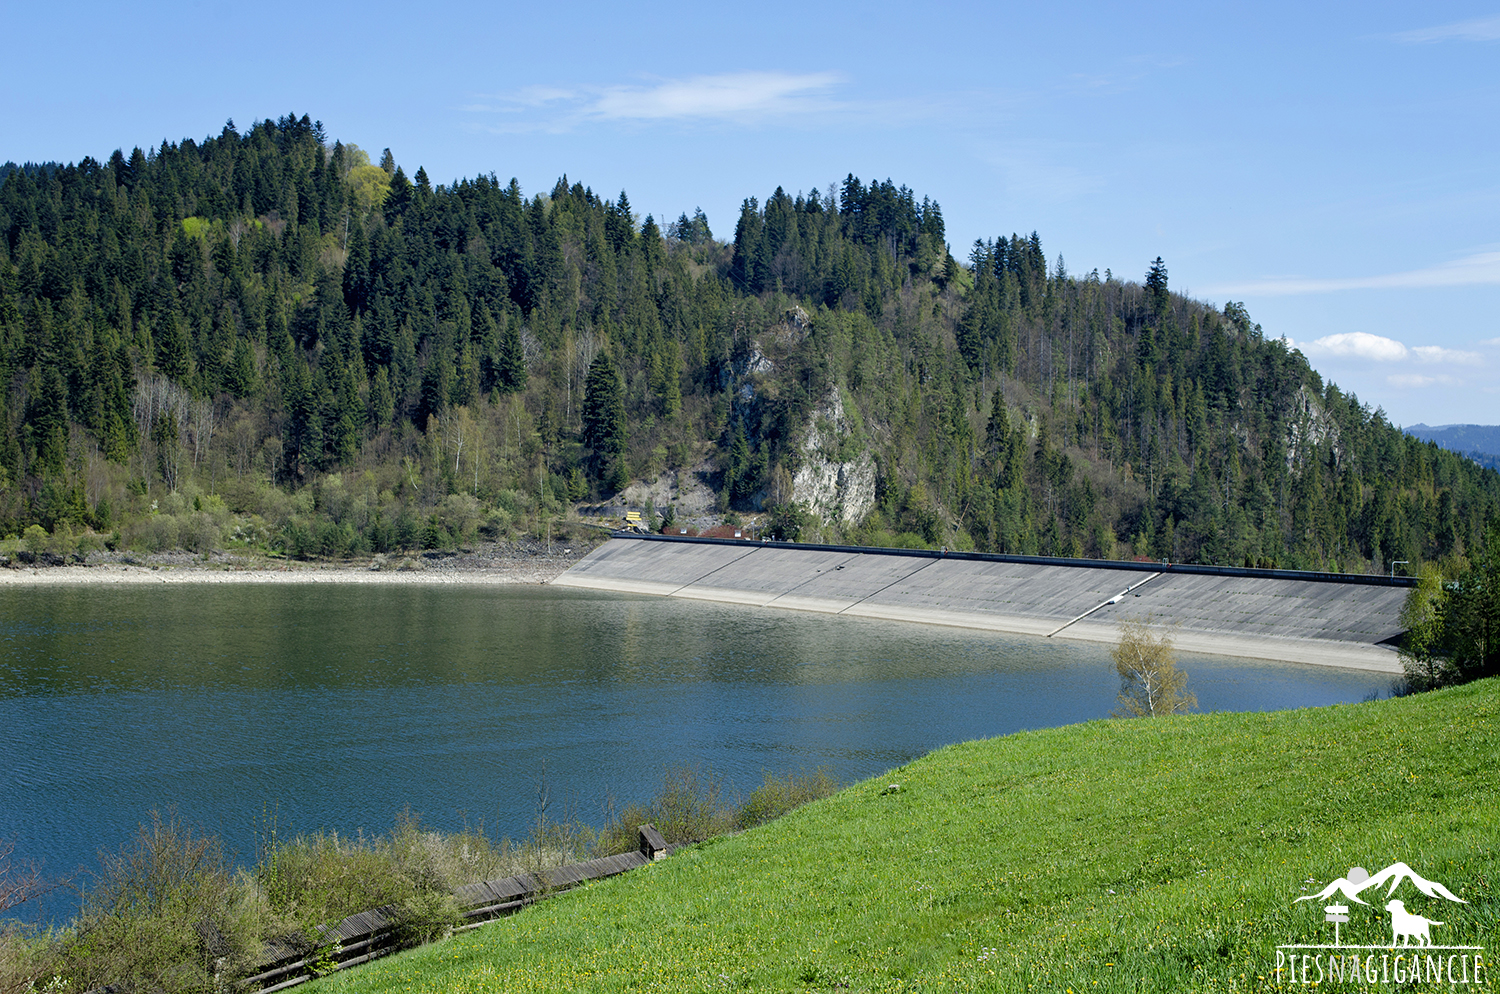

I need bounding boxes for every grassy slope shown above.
[313,681,1498,992]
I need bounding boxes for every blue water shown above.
[0,583,1392,923]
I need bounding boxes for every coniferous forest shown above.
[1,114,1497,575]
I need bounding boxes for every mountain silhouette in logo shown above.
[1296,866,1375,905]
[1362,862,1466,903]
[1294,862,1466,906]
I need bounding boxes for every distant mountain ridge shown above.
[1406,424,1500,471]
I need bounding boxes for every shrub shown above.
[649,765,737,844]
[437,494,481,546]
[480,508,512,539]
[178,512,223,554]
[55,812,259,994]
[123,514,180,553]
[737,768,838,829]
[596,765,737,854]
[19,525,47,555]
[253,811,523,949]
[391,889,462,947]
[256,830,417,939]
[0,926,56,994]
[2,767,838,989]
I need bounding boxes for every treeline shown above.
[1400,524,1500,688]
[0,113,1496,576]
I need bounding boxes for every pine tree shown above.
[25,367,69,477]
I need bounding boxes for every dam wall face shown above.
[554,536,1411,673]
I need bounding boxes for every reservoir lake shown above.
[2,582,1392,922]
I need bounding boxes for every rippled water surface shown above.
[1,582,1391,922]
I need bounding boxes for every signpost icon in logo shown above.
[1324,902,1350,946]
[1310,865,1370,946]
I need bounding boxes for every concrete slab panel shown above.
[550,574,683,596]
[780,553,936,601]
[839,602,1058,636]
[565,539,758,589]
[681,546,863,596]
[1097,574,1406,644]
[764,594,863,614]
[865,560,1136,621]
[670,585,781,607]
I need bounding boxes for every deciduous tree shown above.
[1111,618,1196,717]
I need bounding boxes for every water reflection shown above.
[0,583,1391,924]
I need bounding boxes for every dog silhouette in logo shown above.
[1385,899,1442,946]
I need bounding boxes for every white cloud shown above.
[593,72,842,121]
[469,72,844,132]
[1308,332,1410,361]
[1387,373,1464,388]
[1391,15,1500,43]
[1292,333,1484,366]
[1207,251,1500,297]
[1411,345,1484,364]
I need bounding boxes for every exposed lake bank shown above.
[0,539,597,587]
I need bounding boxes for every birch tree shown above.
[1111,619,1196,717]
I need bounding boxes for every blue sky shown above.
[4,1,1497,427]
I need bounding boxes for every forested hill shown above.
[0,113,1496,572]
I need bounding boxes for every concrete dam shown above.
[554,535,1413,673]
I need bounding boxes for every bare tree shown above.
[190,397,218,469]
[569,330,599,423]
[231,414,258,480]
[520,327,544,373]
[133,375,191,491]
[441,408,468,476]
[0,837,61,915]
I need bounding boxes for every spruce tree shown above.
[497,315,527,393]
[1146,257,1169,317]
[581,351,624,464]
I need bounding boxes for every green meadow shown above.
[313,679,1498,993]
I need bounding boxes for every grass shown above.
[308,679,1499,993]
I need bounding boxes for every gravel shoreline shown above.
[0,538,602,586]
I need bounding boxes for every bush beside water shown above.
[0,767,836,992]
